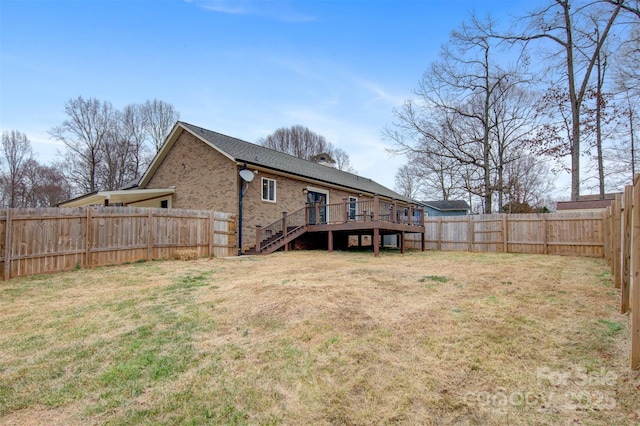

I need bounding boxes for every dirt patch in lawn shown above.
[0,250,638,425]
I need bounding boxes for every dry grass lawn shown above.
[0,250,638,425]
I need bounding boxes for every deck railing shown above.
[256,206,306,251]
[305,195,424,226]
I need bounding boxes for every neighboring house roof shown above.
[422,200,470,212]
[556,192,622,211]
[141,121,419,204]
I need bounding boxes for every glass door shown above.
[307,191,327,224]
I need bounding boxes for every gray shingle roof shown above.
[422,200,470,211]
[181,122,417,204]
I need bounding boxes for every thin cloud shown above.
[354,78,406,108]
[185,0,316,22]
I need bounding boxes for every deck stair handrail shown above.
[255,206,307,253]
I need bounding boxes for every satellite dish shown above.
[239,169,255,182]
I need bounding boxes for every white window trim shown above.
[304,186,329,204]
[261,177,276,202]
[348,196,358,220]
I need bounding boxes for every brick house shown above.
[61,121,425,255]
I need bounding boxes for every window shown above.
[262,178,276,202]
[160,200,169,209]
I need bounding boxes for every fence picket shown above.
[406,212,605,257]
[0,207,236,280]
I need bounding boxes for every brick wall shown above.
[144,128,371,253]
[145,130,238,213]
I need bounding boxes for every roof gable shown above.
[143,121,417,203]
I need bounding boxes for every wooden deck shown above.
[254,196,425,256]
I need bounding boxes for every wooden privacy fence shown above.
[0,207,236,281]
[405,212,605,257]
[604,175,639,370]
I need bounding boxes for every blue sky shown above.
[0,0,543,194]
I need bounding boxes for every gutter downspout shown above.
[238,163,246,256]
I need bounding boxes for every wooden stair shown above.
[254,225,307,255]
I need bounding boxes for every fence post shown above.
[468,215,473,252]
[614,195,622,288]
[603,208,611,264]
[631,174,640,370]
[502,214,508,253]
[85,208,93,269]
[437,217,442,251]
[421,209,425,251]
[622,185,633,313]
[543,215,548,255]
[209,211,214,258]
[3,209,12,281]
[147,209,153,261]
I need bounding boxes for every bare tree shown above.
[333,148,355,172]
[385,15,537,213]
[503,155,554,212]
[406,153,469,201]
[499,0,624,200]
[22,159,71,207]
[119,103,150,179]
[259,125,332,160]
[0,130,34,208]
[50,96,114,194]
[100,132,136,191]
[98,104,151,191]
[143,99,180,153]
[51,97,180,196]
[614,28,640,181]
[258,125,355,171]
[489,84,541,208]
[394,163,423,198]
[0,131,70,207]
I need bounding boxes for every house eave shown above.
[58,188,175,207]
[237,161,420,205]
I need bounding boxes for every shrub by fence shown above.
[405,212,605,257]
[604,176,639,370]
[0,207,236,280]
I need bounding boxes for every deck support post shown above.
[373,228,380,256]
[400,231,405,254]
[328,230,333,253]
